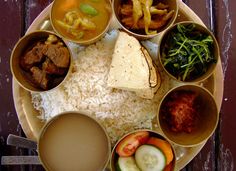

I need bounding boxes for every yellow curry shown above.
[51,0,111,41]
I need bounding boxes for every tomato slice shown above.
[134,131,150,144]
[116,131,149,157]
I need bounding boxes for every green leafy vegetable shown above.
[161,23,216,81]
[80,3,98,16]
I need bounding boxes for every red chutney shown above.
[161,90,200,133]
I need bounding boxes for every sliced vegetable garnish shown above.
[135,145,166,171]
[147,137,174,165]
[116,131,149,157]
[161,23,216,81]
[117,157,140,171]
[80,3,98,16]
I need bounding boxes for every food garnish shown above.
[161,90,199,133]
[117,157,141,171]
[20,35,70,90]
[115,132,174,171]
[80,3,98,16]
[116,131,149,157]
[135,145,166,171]
[147,137,173,165]
[161,23,216,81]
[120,0,174,35]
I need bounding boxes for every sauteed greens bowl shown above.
[158,21,219,82]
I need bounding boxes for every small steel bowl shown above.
[112,0,178,40]
[38,111,111,171]
[157,84,219,147]
[158,21,220,83]
[10,30,72,93]
[50,0,112,45]
[110,129,176,171]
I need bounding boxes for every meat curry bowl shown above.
[10,31,72,92]
[157,84,219,147]
[50,0,112,45]
[113,0,178,39]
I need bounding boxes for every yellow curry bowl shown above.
[10,30,72,93]
[50,0,113,45]
[113,0,178,40]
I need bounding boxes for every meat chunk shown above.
[30,66,49,90]
[162,91,199,133]
[44,44,70,68]
[20,42,47,70]
[42,58,67,75]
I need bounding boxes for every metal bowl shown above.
[157,84,219,147]
[10,30,72,93]
[38,111,111,171]
[112,0,178,40]
[158,21,220,83]
[110,129,176,171]
[50,0,112,45]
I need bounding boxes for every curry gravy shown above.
[38,113,110,171]
[51,0,111,41]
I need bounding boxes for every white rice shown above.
[31,30,160,144]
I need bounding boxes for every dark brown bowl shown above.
[157,84,219,147]
[158,21,220,83]
[113,0,178,40]
[10,30,72,92]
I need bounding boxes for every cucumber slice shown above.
[118,156,141,171]
[135,145,166,171]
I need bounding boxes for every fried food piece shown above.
[42,58,67,75]
[140,0,156,34]
[119,0,173,34]
[30,66,49,90]
[120,4,133,15]
[20,42,47,70]
[149,7,167,15]
[120,4,167,16]
[45,44,70,68]
[156,2,169,9]
[121,10,174,29]
[132,0,143,28]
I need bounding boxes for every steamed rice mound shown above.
[32,30,159,144]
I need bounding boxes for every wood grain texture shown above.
[25,0,53,29]
[215,0,235,170]
[0,1,50,171]
[0,0,26,171]
[182,0,217,171]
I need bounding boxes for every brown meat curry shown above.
[20,35,70,90]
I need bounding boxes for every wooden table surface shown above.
[0,0,235,170]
